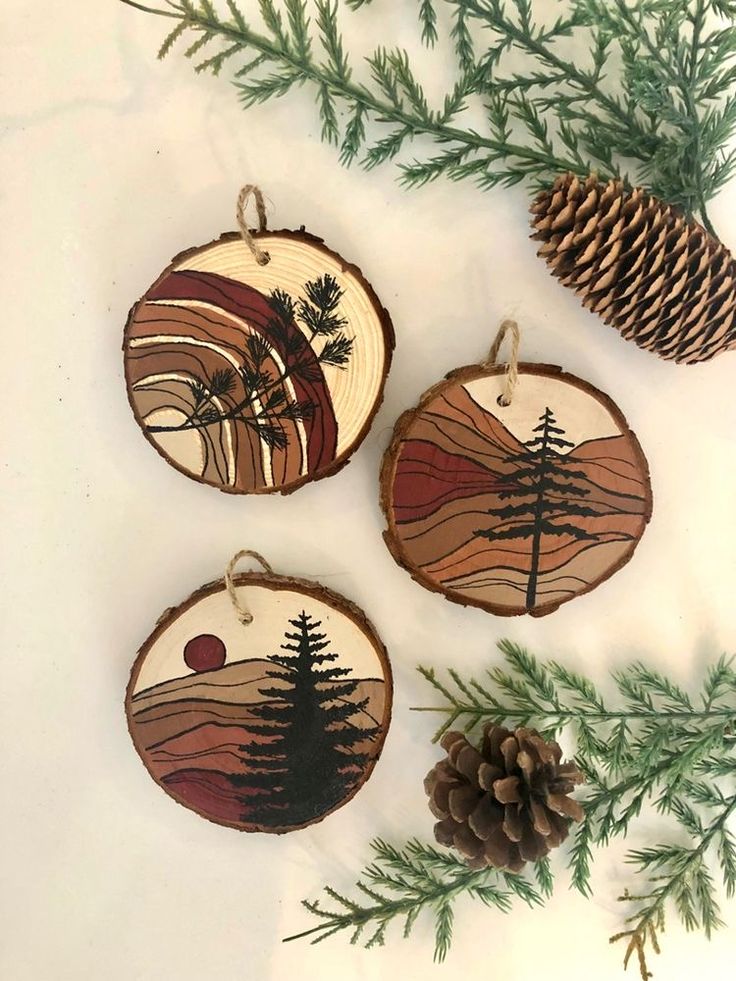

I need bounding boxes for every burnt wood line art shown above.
[126,269,348,489]
[126,574,392,833]
[473,405,635,608]
[381,364,652,617]
[230,611,382,828]
[123,230,395,495]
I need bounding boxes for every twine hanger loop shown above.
[483,318,520,407]
[224,549,275,626]
[236,184,271,266]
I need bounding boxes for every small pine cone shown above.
[424,724,584,872]
[530,173,736,364]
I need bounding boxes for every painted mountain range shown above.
[129,655,385,827]
[390,383,650,613]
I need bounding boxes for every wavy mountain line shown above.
[436,535,635,583]
[152,746,246,763]
[420,412,519,465]
[444,542,628,592]
[446,388,527,456]
[144,719,264,753]
[418,518,637,576]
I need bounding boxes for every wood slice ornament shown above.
[380,321,653,617]
[123,185,394,494]
[126,550,393,833]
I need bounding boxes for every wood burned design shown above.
[381,364,652,617]
[124,231,393,493]
[126,576,392,832]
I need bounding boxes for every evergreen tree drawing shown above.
[233,612,380,826]
[475,407,610,609]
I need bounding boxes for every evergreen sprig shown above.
[122,0,736,234]
[286,641,735,978]
[282,836,546,957]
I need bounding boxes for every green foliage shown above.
[416,641,736,977]
[122,0,736,234]
[284,641,735,976]
[282,837,544,959]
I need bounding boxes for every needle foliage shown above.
[285,641,736,978]
[282,835,550,959]
[122,0,736,234]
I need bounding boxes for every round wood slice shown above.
[380,363,653,617]
[123,229,394,494]
[126,572,393,833]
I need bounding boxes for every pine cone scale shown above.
[468,793,503,840]
[425,724,584,873]
[434,816,457,847]
[493,775,522,803]
[453,742,485,781]
[478,761,503,790]
[485,725,512,761]
[547,792,584,821]
[503,804,524,843]
[530,798,552,836]
[448,784,480,822]
[519,826,547,863]
[500,735,519,770]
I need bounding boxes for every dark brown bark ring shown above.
[380,362,653,618]
[123,229,395,495]
[126,571,393,833]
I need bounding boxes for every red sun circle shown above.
[183,634,227,673]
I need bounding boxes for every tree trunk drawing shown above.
[526,408,562,608]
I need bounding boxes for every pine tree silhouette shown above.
[475,407,607,609]
[233,612,380,827]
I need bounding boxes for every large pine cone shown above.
[425,724,584,872]
[531,173,736,364]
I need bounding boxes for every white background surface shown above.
[2,2,736,979]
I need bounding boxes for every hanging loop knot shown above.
[483,318,520,407]
[236,184,271,266]
[224,549,275,626]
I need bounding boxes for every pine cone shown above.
[424,724,584,872]
[530,173,736,364]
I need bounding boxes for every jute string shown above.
[236,184,271,266]
[225,549,275,625]
[483,319,520,406]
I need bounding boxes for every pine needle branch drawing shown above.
[285,641,736,976]
[120,0,736,235]
[145,272,353,451]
